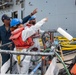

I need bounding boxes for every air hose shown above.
[54,51,71,75]
[44,48,71,75]
[31,47,71,75]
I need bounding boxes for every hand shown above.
[8,44,12,48]
[43,18,48,22]
[31,8,37,16]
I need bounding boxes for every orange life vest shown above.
[9,27,34,49]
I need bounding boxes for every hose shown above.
[31,47,71,75]
[30,62,41,75]
[54,51,71,75]
[31,46,71,75]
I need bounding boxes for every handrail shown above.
[0,49,54,56]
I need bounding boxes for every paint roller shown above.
[57,27,73,41]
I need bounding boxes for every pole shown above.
[0,49,54,56]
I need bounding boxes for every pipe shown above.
[30,62,41,75]
[0,42,12,48]
[57,27,73,41]
[0,49,54,56]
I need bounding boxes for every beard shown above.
[32,21,36,25]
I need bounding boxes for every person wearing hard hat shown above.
[9,17,48,74]
[25,15,43,68]
[26,15,45,51]
[25,15,40,51]
[0,9,37,67]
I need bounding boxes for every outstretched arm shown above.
[22,18,48,41]
[22,8,37,24]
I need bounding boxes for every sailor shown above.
[9,17,48,74]
[26,15,40,51]
[0,8,37,66]
[25,15,45,68]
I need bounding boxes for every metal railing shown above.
[0,49,54,56]
[0,49,54,74]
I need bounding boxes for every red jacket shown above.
[9,27,34,49]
